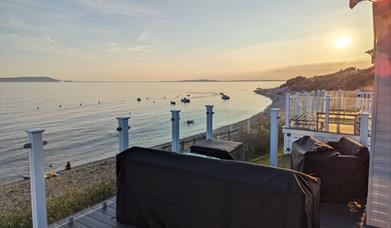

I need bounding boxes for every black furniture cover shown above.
[291,136,335,171]
[117,146,321,228]
[190,140,235,160]
[291,136,369,202]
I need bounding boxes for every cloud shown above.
[255,59,372,80]
[136,31,149,43]
[128,44,153,54]
[84,0,157,16]
[46,35,57,44]
[1,16,47,32]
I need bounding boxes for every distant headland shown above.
[0,77,60,82]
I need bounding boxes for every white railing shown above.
[25,104,245,227]
[285,90,373,135]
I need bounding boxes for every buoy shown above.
[80,103,82,106]
[37,106,40,110]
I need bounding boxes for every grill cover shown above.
[117,147,321,228]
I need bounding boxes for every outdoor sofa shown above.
[291,136,369,202]
[116,146,321,228]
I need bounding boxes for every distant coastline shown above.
[0,77,60,82]
[0,77,284,83]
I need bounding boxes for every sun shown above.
[335,37,352,48]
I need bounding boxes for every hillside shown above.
[280,66,374,92]
[0,77,59,82]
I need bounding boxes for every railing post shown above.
[285,93,290,128]
[310,91,315,114]
[303,91,308,114]
[206,105,214,140]
[359,112,370,147]
[116,117,130,153]
[337,89,342,110]
[356,89,361,110]
[25,128,47,228]
[294,94,300,116]
[171,110,181,152]
[325,95,331,132]
[269,108,280,167]
[317,90,322,113]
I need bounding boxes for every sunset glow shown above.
[335,37,352,48]
[0,0,374,81]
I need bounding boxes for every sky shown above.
[0,0,374,81]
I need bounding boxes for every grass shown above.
[0,179,116,228]
[249,150,291,169]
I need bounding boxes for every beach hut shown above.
[351,1,391,227]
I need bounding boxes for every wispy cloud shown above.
[1,16,47,32]
[84,0,157,16]
[46,35,57,44]
[136,31,149,42]
[128,44,153,53]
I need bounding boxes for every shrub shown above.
[0,179,116,228]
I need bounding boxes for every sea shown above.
[0,81,282,184]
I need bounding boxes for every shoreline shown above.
[0,90,280,217]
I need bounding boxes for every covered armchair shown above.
[291,136,369,202]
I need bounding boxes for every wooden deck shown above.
[49,197,136,228]
[50,197,369,228]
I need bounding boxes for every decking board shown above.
[51,197,370,228]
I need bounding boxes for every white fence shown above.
[285,90,373,135]
[283,89,373,154]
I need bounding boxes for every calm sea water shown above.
[0,81,282,184]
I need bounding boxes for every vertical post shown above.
[317,90,322,113]
[320,90,326,112]
[359,112,370,147]
[356,89,361,110]
[269,108,280,167]
[294,94,300,116]
[206,105,214,140]
[171,110,181,152]
[337,89,342,111]
[303,91,308,114]
[325,95,331,132]
[310,91,315,115]
[25,128,47,228]
[285,93,290,128]
[116,117,130,153]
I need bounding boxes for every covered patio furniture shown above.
[190,139,243,160]
[117,146,321,228]
[291,136,369,202]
